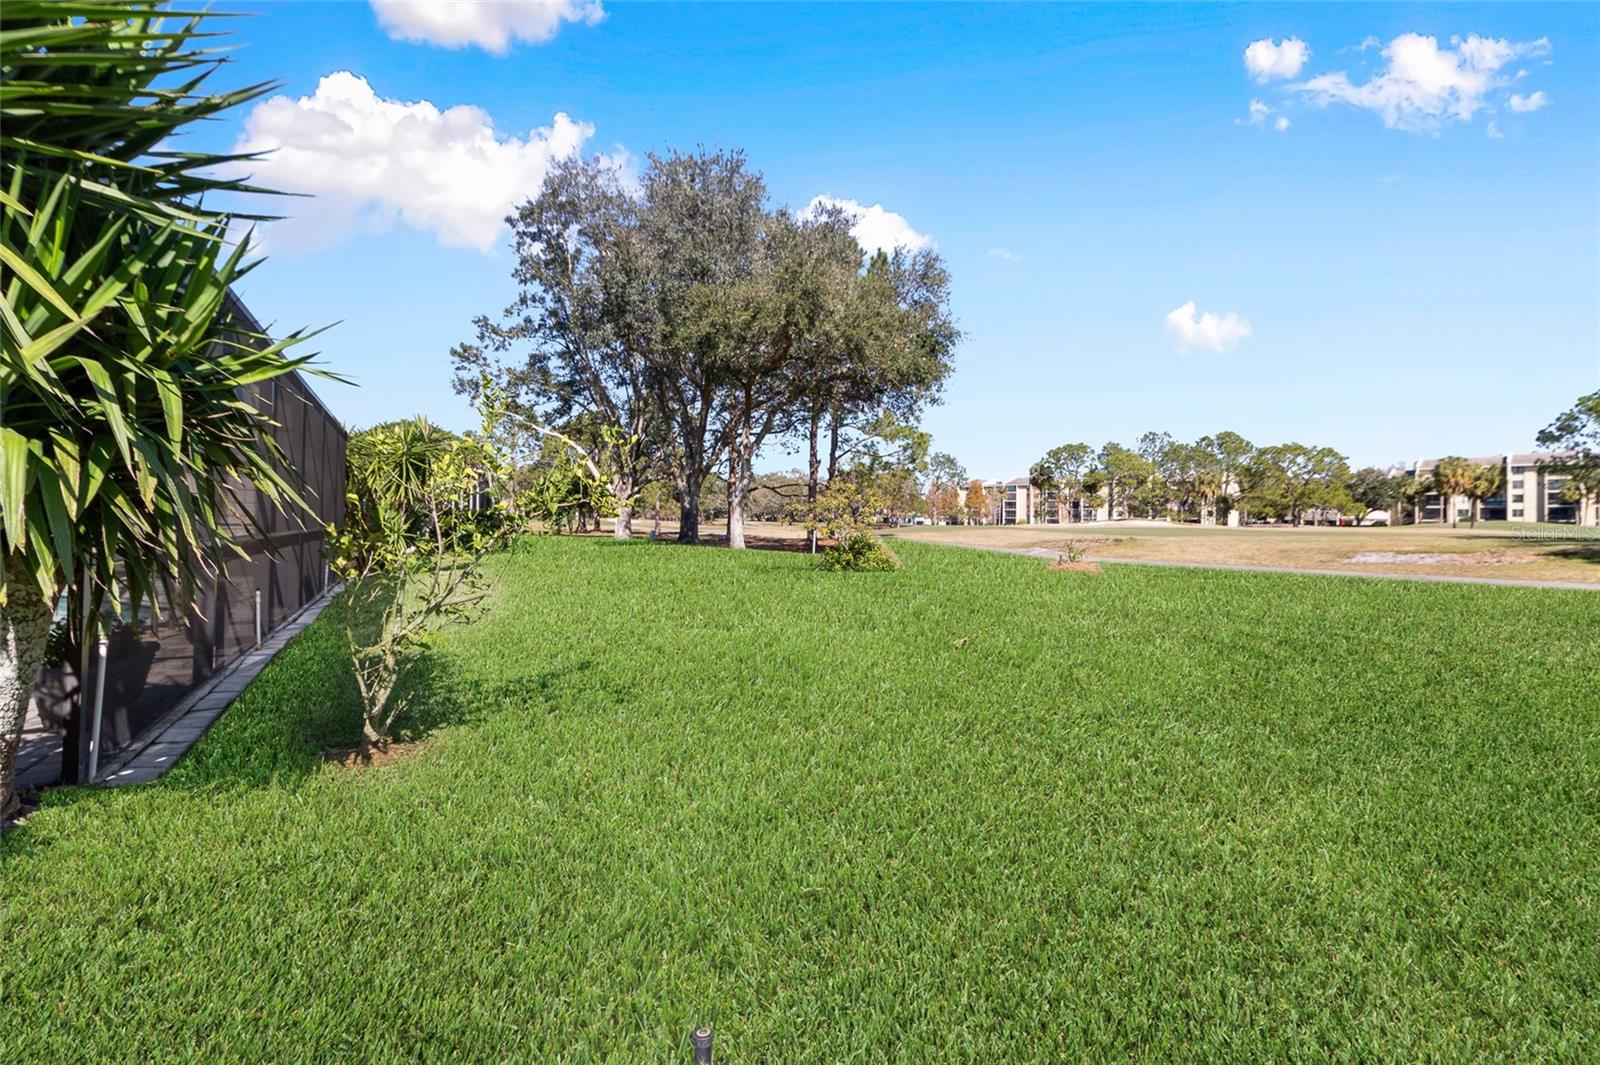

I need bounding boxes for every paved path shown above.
[98,586,340,785]
[938,542,1600,592]
[14,584,340,795]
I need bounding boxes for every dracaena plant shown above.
[1,2,323,814]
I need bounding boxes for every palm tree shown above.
[1430,457,1477,529]
[1396,476,1427,526]
[1,3,320,814]
[1192,469,1224,525]
[1466,464,1506,528]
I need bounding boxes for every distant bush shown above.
[821,532,900,572]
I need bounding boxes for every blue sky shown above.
[208,1,1599,474]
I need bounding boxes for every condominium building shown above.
[959,478,1111,525]
[1400,452,1597,526]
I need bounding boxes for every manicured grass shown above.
[4,538,1598,1060]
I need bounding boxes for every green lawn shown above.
[4,538,1597,1060]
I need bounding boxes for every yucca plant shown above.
[1,2,319,814]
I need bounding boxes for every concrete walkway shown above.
[14,584,340,794]
[99,585,339,785]
[944,543,1600,592]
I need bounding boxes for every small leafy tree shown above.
[520,434,614,534]
[1397,476,1429,526]
[330,418,512,752]
[1348,467,1406,526]
[964,479,991,525]
[1537,392,1600,516]
[924,452,966,523]
[795,476,899,571]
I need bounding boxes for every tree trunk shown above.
[676,469,704,544]
[826,410,843,485]
[806,408,822,553]
[612,471,635,540]
[2,558,56,817]
[727,446,749,550]
[726,394,758,551]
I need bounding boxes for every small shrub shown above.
[821,532,900,572]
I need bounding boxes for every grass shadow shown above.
[126,585,594,794]
[1547,543,1600,565]
[386,657,596,744]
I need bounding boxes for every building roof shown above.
[1405,451,1570,474]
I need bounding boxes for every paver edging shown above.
[95,583,343,786]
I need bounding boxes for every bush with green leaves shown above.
[801,476,901,572]
[820,531,900,572]
[520,441,614,534]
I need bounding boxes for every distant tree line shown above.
[452,149,958,548]
[1017,433,1357,526]
[1013,405,1599,529]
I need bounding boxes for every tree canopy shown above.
[453,149,957,547]
[1537,391,1600,497]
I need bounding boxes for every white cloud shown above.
[1508,90,1549,113]
[986,247,1022,261]
[370,0,603,54]
[233,72,593,251]
[1165,300,1253,354]
[1245,37,1310,82]
[1240,98,1290,132]
[1486,121,1505,139]
[803,195,931,255]
[1357,36,1381,53]
[1295,33,1551,132]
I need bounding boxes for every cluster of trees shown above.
[1019,412,1600,529]
[452,151,958,549]
[1020,433,1353,526]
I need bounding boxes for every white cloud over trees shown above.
[233,72,593,251]
[803,196,932,255]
